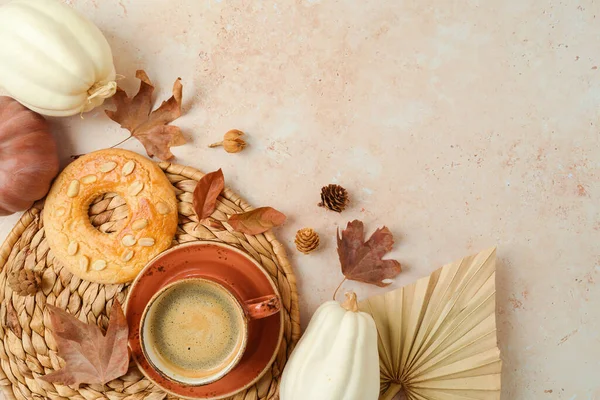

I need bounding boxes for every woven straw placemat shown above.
[0,161,300,400]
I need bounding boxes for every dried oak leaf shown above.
[42,300,129,387]
[105,70,186,161]
[228,207,286,235]
[337,220,401,287]
[193,169,225,220]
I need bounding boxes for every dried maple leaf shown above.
[105,70,186,161]
[337,220,401,287]
[193,169,225,220]
[228,207,286,235]
[42,300,129,387]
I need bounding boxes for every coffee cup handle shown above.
[244,295,281,320]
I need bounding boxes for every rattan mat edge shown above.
[0,161,300,400]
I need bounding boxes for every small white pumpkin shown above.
[0,0,117,116]
[280,292,380,400]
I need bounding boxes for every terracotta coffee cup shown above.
[139,277,281,386]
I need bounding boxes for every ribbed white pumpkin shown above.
[0,0,117,116]
[280,292,380,400]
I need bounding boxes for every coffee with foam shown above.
[142,279,246,384]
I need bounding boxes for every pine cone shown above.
[8,268,41,296]
[295,228,320,254]
[318,184,349,212]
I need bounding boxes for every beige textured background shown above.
[1,0,599,399]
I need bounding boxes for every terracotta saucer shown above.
[126,241,284,399]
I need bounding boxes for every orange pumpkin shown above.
[0,97,60,216]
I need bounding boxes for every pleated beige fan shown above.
[359,248,502,400]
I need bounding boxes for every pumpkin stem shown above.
[81,81,118,117]
[341,291,359,312]
[87,81,117,103]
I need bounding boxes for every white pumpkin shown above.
[0,0,117,116]
[280,292,380,400]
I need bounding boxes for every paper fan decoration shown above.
[359,248,502,400]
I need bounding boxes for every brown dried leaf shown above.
[41,300,129,387]
[337,220,401,287]
[193,169,224,219]
[106,70,186,161]
[202,217,225,230]
[228,207,286,235]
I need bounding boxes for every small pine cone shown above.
[318,184,349,212]
[8,268,42,296]
[295,228,320,254]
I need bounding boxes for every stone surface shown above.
[1,0,599,399]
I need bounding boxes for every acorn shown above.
[209,129,247,153]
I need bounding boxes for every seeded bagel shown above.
[44,149,178,284]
